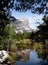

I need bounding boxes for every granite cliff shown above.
[10,18,32,33]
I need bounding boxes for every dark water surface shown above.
[16,50,48,65]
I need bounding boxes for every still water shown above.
[16,50,42,65]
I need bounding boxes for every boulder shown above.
[0,50,9,63]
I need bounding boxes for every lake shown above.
[16,50,43,65]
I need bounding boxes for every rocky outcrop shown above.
[10,18,32,33]
[0,50,9,63]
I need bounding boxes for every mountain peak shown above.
[11,18,32,33]
[19,18,29,22]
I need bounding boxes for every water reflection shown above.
[16,50,41,65]
[29,50,42,62]
[41,58,48,65]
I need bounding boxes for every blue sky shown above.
[11,10,44,30]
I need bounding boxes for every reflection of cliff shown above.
[17,49,30,62]
[11,18,32,33]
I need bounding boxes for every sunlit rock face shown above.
[0,50,9,63]
[11,18,32,33]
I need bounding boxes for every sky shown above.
[11,10,44,30]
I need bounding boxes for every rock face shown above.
[11,18,32,33]
[0,50,9,63]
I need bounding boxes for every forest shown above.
[0,0,48,65]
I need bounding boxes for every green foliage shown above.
[0,24,16,50]
[8,52,19,64]
[36,16,48,59]
[37,16,48,41]
[23,31,31,39]
[0,0,47,20]
[5,24,16,39]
